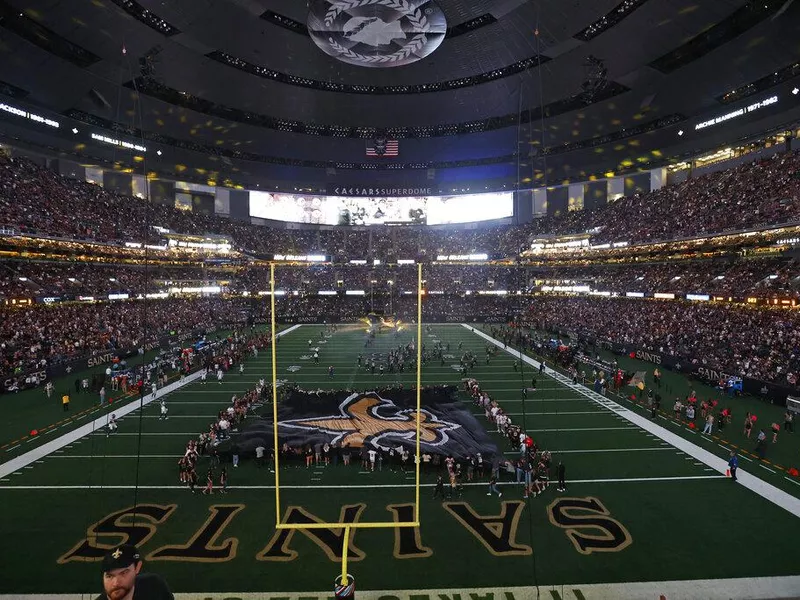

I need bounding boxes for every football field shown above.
[1,323,800,599]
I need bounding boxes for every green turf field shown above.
[1,323,800,599]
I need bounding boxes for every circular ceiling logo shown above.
[308,0,447,68]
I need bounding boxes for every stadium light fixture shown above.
[678,130,684,136]
[156,150,162,156]
[71,127,78,134]
[793,87,799,95]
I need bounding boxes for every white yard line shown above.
[474,411,606,416]
[473,397,585,403]
[137,415,217,418]
[90,432,205,436]
[170,390,251,394]
[50,446,676,460]
[147,401,240,405]
[524,426,636,433]
[0,475,725,491]
[504,447,672,455]
[463,324,800,519]
[50,455,180,458]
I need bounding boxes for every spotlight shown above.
[156,150,162,156]
[678,130,684,136]
[71,127,78,134]
[792,87,799,95]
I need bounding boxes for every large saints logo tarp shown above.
[307,0,447,68]
[225,386,497,458]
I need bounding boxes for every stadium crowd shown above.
[3,257,797,300]
[543,150,800,244]
[529,256,799,298]
[0,297,249,380]
[2,148,800,393]
[526,296,800,386]
[2,150,799,258]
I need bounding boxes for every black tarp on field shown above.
[224,385,497,459]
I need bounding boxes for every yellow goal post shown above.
[268,262,425,580]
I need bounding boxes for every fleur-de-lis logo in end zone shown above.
[307,0,447,68]
[280,392,460,448]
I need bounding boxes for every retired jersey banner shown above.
[307,0,447,68]
[227,386,497,458]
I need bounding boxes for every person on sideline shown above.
[557,461,566,492]
[728,451,738,482]
[702,413,714,435]
[487,475,502,497]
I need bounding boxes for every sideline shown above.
[0,371,203,480]
[0,325,302,480]
[463,324,800,519]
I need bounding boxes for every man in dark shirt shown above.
[96,544,173,600]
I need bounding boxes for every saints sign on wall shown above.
[308,0,447,68]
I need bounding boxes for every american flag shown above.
[366,138,399,157]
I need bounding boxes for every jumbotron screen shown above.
[248,191,513,225]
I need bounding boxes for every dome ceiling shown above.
[0,0,797,187]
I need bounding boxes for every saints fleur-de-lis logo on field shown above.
[280,392,460,448]
[307,0,447,68]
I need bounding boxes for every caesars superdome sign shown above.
[308,0,447,68]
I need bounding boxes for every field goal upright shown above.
[267,261,425,594]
